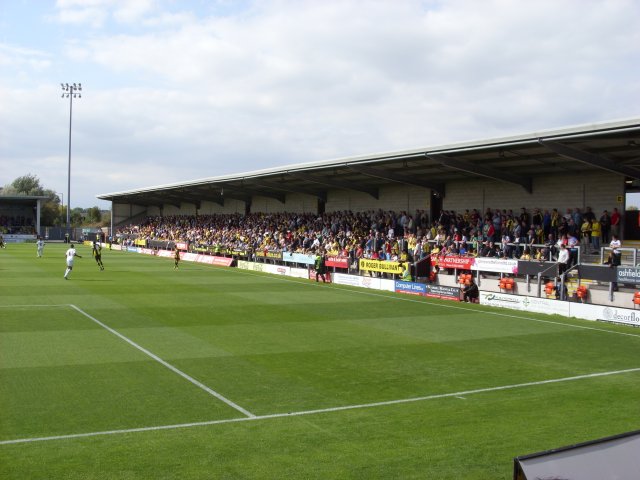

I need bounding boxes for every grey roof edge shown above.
[97,116,640,200]
[0,195,55,200]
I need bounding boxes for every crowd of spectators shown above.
[117,205,621,265]
[0,215,36,234]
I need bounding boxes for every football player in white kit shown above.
[36,236,45,257]
[64,244,82,279]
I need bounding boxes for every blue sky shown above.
[1,0,639,209]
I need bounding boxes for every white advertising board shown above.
[333,273,382,290]
[480,292,571,317]
[379,279,396,292]
[473,257,519,274]
[237,260,290,276]
[570,303,640,327]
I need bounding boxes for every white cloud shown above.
[0,44,52,72]
[54,0,157,27]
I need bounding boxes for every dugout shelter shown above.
[0,195,50,238]
[98,118,640,239]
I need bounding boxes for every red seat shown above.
[576,285,588,302]
[544,281,555,296]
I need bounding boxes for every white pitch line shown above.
[2,365,640,446]
[68,304,255,419]
[0,304,69,308]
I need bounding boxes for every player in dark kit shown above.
[174,247,180,269]
[92,242,104,270]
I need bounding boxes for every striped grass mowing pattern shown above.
[1,243,639,479]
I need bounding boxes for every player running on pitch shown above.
[36,236,45,257]
[92,241,105,270]
[64,243,82,279]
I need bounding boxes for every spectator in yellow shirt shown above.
[590,218,601,254]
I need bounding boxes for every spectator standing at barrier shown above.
[567,232,579,266]
[584,206,595,223]
[557,244,570,276]
[500,233,512,258]
[606,236,622,291]
[580,218,592,254]
[609,234,622,252]
[566,217,578,237]
[532,208,542,228]
[611,207,621,238]
[590,217,602,254]
[542,210,551,237]
[572,208,583,230]
[544,234,557,260]
[480,241,497,257]
[600,210,611,244]
[462,277,479,303]
[315,249,327,283]
[551,208,560,237]
[605,235,622,265]
[519,207,530,226]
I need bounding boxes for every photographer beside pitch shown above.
[462,276,479,303]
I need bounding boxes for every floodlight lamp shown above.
[61,93,65,98]
[78,93,81,98]
[78,83,82,89]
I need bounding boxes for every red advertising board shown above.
[431,255,474,270]
[326,256,349,268]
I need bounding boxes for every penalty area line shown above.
[3,365,640,446]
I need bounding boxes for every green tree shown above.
[70,208,84,226]
[86,206,102,223]
[9,174,44,195]
[40,190,63,226]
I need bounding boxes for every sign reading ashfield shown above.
[616,266,640,284]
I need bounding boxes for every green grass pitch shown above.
[1,242,639,479]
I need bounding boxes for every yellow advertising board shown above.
[358,258,403,274]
